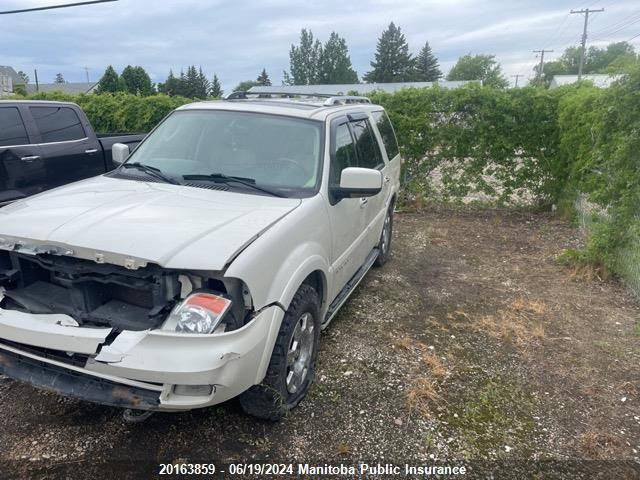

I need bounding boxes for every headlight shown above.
[168,292,232,334]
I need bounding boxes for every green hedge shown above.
[368,85,562,204]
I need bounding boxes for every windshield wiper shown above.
[120,162,179,185]
[183,173,286,198]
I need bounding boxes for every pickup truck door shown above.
[27,105,104,189]
[326,117,370,301]
[0,105,45,205]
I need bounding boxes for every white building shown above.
[549,74,624,89]
[248,81,475,96]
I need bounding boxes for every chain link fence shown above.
[574,193,640,299]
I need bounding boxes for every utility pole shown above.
[570,8,604,80]
[511,74,523,87]
[533,49,554,81]
[34,69,39,92]
[84,67,90,83]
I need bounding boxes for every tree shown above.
[196,67,210,98]
[233,80,260,93]
[96,65,124,93]
[318,32,359,84]
[158,69,181,96]
[285,29,323,85]
[121,65,154,96]
[415,41,442,81]
[210,74,223,98]
[54,73,65,84]
[256,68,272,86]
[446,54,508,88]
[17,70,29,84]
[363,22,416,83]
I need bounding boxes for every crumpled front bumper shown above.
[0,303,284,411]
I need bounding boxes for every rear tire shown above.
[239,285,320,420]
[374,204,394,267]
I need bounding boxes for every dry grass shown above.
[392,336,448,418]
[335,442,352,456]
[407,377,441,417]
[580,432,625,459]
[472,298,547,350]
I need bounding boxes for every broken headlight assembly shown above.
[166,292,232,334]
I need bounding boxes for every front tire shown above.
[239,285,320,420]
[374,204,394,267]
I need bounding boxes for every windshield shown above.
[125,110,324,196]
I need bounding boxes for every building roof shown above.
[248,81,475,95]
[0,66,23,85]
[549,74,623,89]
[26,82,98,95]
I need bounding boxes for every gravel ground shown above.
[0,208,639,479]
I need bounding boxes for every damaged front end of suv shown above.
[0,241,284,411]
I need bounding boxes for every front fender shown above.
[224,195,331,312]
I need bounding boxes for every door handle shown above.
[359,197,369,208]
[384,176,391,184]
[85,148,98,154]
[20,155,40,162]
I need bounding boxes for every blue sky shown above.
[2,0,639,90]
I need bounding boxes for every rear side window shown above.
[372,110,399,159]
[30,106,85,143]
[0,107,29,147]
[350,119,384,170]
[331,122,358,184]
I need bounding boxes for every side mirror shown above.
[112,143,130,165]
[330,167,383,200]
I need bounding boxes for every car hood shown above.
[0,176,301,271]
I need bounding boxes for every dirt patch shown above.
[1,208,639,478]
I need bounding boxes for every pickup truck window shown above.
[0,107,29,147]
[372,111,399,159]
[350,119,384,170]
[29,106,86,143]
[127,110,323,196]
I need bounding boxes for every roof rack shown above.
[225,91,371,106]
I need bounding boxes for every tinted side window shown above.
[372,110,399,159]
[30,106,85,143]
[350,119,384,170]
[0,107,29,147]
[331,122,357,184]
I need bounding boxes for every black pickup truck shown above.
[0,100,144,206]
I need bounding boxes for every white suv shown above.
[0,94,401,420]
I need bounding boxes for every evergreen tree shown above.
[196,67,210,98]
[256,68,272,86]
[233,80,260,93]
[210,74,223,98]
[96,65,124,93]
[54,73,65,83]
[286,29,323,85]
[415,41,442,81]
[363,22,416,83]
[121,65,154,95]
[184,65,199,98]
[158,69,181,96]
[318,32,359,84]
[446,54,508,88]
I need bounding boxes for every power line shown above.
[570,7,605,79]
[0,0,118,15]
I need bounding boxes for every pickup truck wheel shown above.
[374,205,394,267]
[239,285,320,420]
